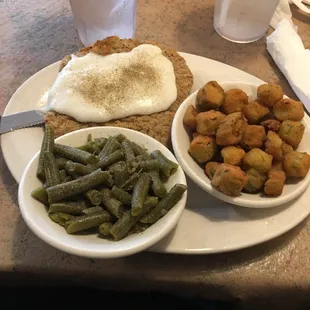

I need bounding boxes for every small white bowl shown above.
[171,82,310,208]
[18,127,187,258]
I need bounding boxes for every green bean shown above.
[64,175,73,182]
[140,184,187,224]
[111,186,132,205]
[135,154,151,161]
[37,125,54,181]
[131,142,148,157]
[76,143,90,152]
[108,161,126,174]
[109,196,158,241]
[46,169,112,203]
[99,137,121,160]
[59,170,67,182]
[143,196,159,210]
[149,170,167,198]
[97,149,124,169]
[107,161,129,187]
[87,133,92,142]
[77,141,101,154]
[43,151,61,188]
[127,156,154,174]
[131,222,150,234]
[76,135,94,152]
[121,140,135,164]
[87,141,101,155]
[82,206,103,215]
[151,150,178,177]
[76,141,101,153]
[48,201,87,215]
[64,161,95,176]
[110,211,134,241]
[131,173,152,216]
[98,222,113,236]
[96,173,115,190]
[31,186,48,204]
[114,164,130,188]
[94,138,108,149]
[55,143,98,165]
[59,169,72,182]
[66,211,113,234]
[121,172,141,191]
[49,212,74,227]
[85,189,103,206]
[101,188,124,219]
[114,134,127,143]
[63,161,81,179]
[138,160,160,172]
[55,157,68,170]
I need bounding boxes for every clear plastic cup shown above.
[69,0,137,46]
[213,0,279,43]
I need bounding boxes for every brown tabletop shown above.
[1,1,310,309]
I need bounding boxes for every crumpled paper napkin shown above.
[271,0,310,29]
[267,18,310,111]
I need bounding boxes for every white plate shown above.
[2,52,310,254]
[171,82,310,208]
[18,127,187,258]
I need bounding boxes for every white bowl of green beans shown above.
[18,127,187,258]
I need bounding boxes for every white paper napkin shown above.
[270,0,294,29]
[271,0,310,29]
[267,19,310,111]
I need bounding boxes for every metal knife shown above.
[0,110,45,135]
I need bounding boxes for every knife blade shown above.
[0,110,45,134]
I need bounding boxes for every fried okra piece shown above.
[283,151,310,177]
[205,162,220,180]
[192,132,199,139]
[282,142,293,156]
[257,84,284,107]
[243,148,273,173]
[183,105,197,131]
[211,164,248,197]
[196,81,225,111]
[243,168,267,193]
[188,134,218,163]
[265,131,283,161]
[273,98,304,121]
[272,160,284,171]
[196,110,226,135]
[261,119,281,132]
[278,120,305,148]
[221,146,245,166]
[264,170,286,196]
[241,125,266,150]
[221,88,248,114]
[216,112,248,146]
[243,100,270,124]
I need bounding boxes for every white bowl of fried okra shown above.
[18,127,187,258]
[172,81,310,208]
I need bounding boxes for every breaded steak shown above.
[44,36,194,147]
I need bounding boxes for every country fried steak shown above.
[44,36,194,147]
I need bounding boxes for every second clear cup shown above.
[213,0,279,43]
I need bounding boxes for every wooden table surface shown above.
[1,1,310,309]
